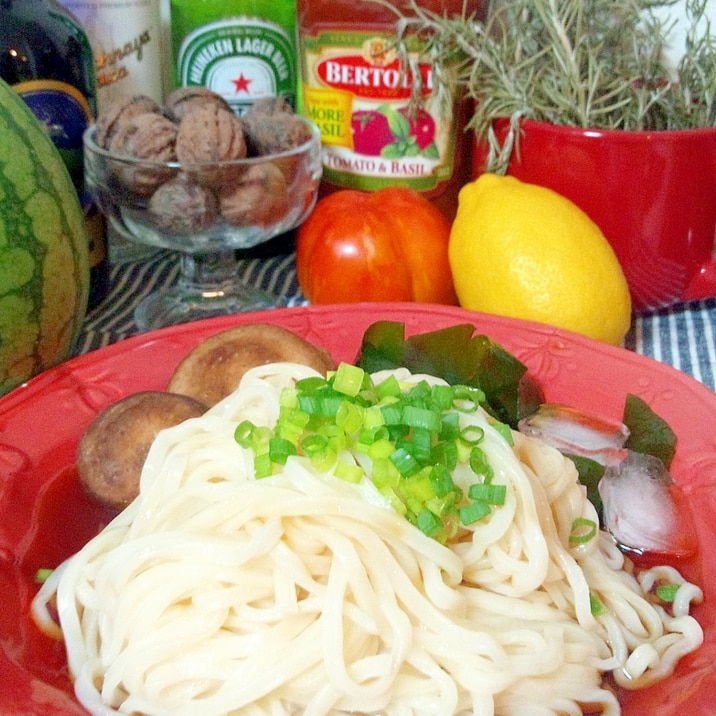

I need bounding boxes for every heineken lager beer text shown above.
[170,0,298,115]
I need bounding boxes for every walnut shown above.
[243,95,294,118]
[107,113,178,195]
[175,105,248,186]
[164,86,233,122]
[242,112,313,156]
[95,94,162,149]
[148,174,218,234]
[218,162,290,227]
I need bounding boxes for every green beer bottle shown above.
[169,0,298,116]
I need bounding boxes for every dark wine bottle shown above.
[0,0,109,310]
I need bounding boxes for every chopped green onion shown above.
[254,452,273,478]
[589,593,606,616]
[430,464,456,498]
[426,493,459,518]
[310,446,338,472]
[372,458,400,489]
[469,447,494,481]
[279,388,299,408]
[237,361,507,543]
[300,375,328,389]
[363,406,385,430]
[268,437,296,465]
[357,424,381,441]
[332,363,367,397]
[375,373,401,399]
[460,425,485,445]
[468,482,507,505]
[390,447,421,477]
[300,433,328,456]
[296,393,320,415]
[336,399,364,433]
[276,407,309,443]
[367,438,395,460]
[334,460,364,483]
[406,380,431,403]
[322,422,347,450]
[402,405,443,432]
[430,383,455,410]
[569,517,598,544]
[439,412,461,440]
[234,421,273,451]
[318,393,344,417]
[452,385,485,411]
[234,420,255,447]
[408,468,435,499]
[489,419,514,445]
[458,499,491,525]
[35,568,53,584]
[254,426,273,446]
[380,403,403,426]
[656,583,681,602]
[279,406,310,429]
[416,509,442,537]
[431,439,458,470]
[386,423,409,442]
[402,426,432,463]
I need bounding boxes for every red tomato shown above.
[296,187,458,304]
[351,110,393,156]
[399,107,436,150]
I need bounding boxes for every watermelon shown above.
[0,77,90,396]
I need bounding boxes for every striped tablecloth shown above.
[76,249,716,393]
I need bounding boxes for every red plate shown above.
[1,303,714,715]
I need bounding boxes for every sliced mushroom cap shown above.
[76,391,207,511]
[166,323,335,407]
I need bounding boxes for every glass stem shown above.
[134,248,287,330]
[177,250,240,292]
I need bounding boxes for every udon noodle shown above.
[33,362,703,715]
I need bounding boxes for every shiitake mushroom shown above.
[76,391,207,511]
[76,324,335,510]
[166,322,335,407]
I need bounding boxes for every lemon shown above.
[448,173,632,345]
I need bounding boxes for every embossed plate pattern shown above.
[0,303,714,715]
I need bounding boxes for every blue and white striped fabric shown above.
[626,296,716,391]
[75,251,716,394]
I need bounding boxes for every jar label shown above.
[300,30,459,193]
[177,17,298,115]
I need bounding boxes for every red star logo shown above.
[231,73,252,94]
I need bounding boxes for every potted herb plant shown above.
[409,0,716,311]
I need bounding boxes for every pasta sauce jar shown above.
[296,0,487,220]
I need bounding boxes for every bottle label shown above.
[177,17,298,115]
[13,80,106,271]
[300,30,459,193]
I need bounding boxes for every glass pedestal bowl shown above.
[83,117,322,330]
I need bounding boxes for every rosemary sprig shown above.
[399,0,715,172]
